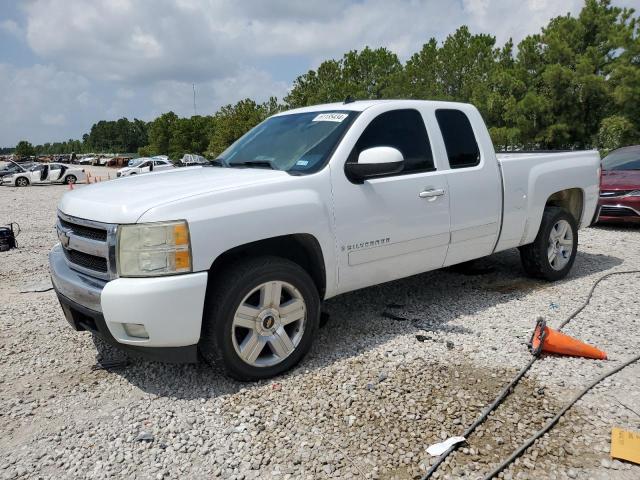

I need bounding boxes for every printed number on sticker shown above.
[313,113,348,122]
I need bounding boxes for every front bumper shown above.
[49,244,208,363]
[596,199,640,223]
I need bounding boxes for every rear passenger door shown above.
[331,108,451,294]
[47,164,63,182]
[433,108,502,266]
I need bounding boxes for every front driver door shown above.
[331,108,451,294]
[29,165,46,184]
[139,161,152,173]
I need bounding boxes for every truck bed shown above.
[494,150,601,253]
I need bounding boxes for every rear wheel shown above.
[200,256,320,381]
[65,175,77,184]
[519,207,578,281]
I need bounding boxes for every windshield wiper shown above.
[228,159,277,170]
[206,158,227,167]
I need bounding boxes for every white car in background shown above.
[3,163,86,187]
[117,158,174,177]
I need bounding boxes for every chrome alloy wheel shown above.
[547,219,573,271]
[231,280,306,367]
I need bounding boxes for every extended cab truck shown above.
[49,100,600,380]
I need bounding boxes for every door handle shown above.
[419,188,445,201]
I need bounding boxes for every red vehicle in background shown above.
[597,145,640,224]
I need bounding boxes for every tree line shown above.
[10,0,640,160]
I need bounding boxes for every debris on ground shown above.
[135,431,154,442]
[427,436,466,456]
[611,427,640,465]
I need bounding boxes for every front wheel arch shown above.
[207,234,327,300]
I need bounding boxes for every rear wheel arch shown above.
[544,188,584,225]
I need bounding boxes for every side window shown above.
[351,109,434,174]
[435,109,480,169]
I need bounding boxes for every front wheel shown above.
[65,175,77,184]
[200,256,320,381]
[15,177,29,187]
[519,207,578,281]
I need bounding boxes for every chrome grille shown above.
[58,218,108,241]
[600,190,632,198]
[63,248,108,272]
[599,205,640,217]
[56,211,117,280]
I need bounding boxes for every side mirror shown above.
[345,146,404,183]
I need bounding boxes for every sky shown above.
[0,0,636,147]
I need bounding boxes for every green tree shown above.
[208,98,280,156]
[145,112,179,156]
[285,47,402,107]
[597,115,637,151]
[14,140,35,157]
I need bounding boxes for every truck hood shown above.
[58,167,289,223]
[601,170,640,190]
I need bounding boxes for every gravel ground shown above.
[1,172,639,480]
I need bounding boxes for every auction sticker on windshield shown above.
[313,113,349,122]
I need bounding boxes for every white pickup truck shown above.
[49,100,600,380]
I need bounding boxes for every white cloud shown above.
[0,64,92,144]
[41,113,66,126]
[0,19,23,38]
[3,0,633,146]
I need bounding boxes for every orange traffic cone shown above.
[530,318,607,360]
[68,181,74,190]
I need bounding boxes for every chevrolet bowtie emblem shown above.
[57,225,70,248]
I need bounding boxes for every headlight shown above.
[117,220,192,277]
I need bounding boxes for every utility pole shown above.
[193,83,197,116]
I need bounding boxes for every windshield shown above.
[218,111,358,173]
[602,148,640,171]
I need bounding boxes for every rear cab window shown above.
[435,109,480,169]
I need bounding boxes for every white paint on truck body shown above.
[52,100,600,348]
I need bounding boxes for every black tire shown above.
[65,175,77,184]
[519,207,578,281]
[15,177,29,187]
[200,256,320,381]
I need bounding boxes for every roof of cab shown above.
[275,99,475,116]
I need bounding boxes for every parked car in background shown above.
[117,157,174,177]
[180,154,208,166]
[597,145,640,223]
[0,160,32,179]
[2,163,86,187]
[78,156,96,165]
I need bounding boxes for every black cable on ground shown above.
[421,356,537,479]
[483,352,640,480]
[419,269,640,480]
[556,270,640,330]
